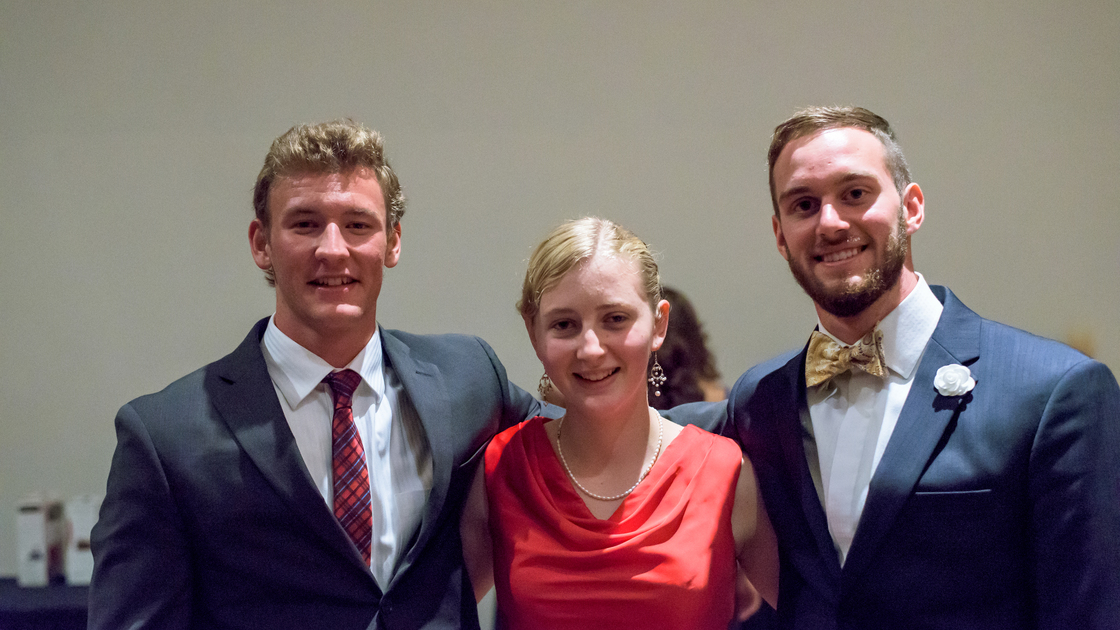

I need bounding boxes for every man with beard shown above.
[713,106,1120,629]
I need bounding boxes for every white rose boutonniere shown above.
[934,364,976,397]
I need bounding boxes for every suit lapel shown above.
[781,350,845,582]
[744,348,843,590]
[378,330,454,583]
[206,319,377,580]
[842,287,981,580]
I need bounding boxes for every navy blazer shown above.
[89,318,551,630]
[702,286,1120,630]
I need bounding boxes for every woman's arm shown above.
[731,456,780,611]
[460,463,494,603]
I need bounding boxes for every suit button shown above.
[382,600,393,614]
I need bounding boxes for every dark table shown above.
[0,578,88,630]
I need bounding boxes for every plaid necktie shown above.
[324,369,372,565]
[805,328,888,387]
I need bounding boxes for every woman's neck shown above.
[559,397,655,466]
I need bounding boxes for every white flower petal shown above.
[934,364,976,397]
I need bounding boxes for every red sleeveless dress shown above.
[484,417,742,630]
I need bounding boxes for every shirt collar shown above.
[261,317,386,408]
[816,273,943,380]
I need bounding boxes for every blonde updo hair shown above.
[518,217,662,323]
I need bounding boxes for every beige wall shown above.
[1,1,1117,576]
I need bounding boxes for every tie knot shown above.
[323,369,362,408]
[805,329,887,387]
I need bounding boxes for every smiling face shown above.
[249,169,401,360]
[771,127,923,334]
[529,254,669,420]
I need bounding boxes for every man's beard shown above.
[787,208,908,318]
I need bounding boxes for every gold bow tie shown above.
[805,329,888,387]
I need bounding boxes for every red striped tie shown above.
[324,369,372,565]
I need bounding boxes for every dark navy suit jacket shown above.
[698,286,1120,630]
[89,318,551,630]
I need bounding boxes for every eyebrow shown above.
[538,307,575,322]
[777,171,879,205]
[540,301,635,319]
[281,206,382,221]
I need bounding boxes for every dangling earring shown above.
[648,354,667,397]
[538,372,553,399]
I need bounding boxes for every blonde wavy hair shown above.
[253,119,405,286]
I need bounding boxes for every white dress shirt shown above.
[260,319,432,589]
[806,274,943,565]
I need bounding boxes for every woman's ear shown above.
[524,315,543,361]
[651,300,671,352]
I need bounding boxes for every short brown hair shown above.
[518,217,662,324]
[253,119,406,230]
[767,106,911,215]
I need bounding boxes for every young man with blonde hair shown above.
[90,119,553,629]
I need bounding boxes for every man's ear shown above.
[249,219,271,270]
[902,183,925,236]
[773,215,790,261]
[385,222,402,268]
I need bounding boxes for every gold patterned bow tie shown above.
[805,328,888,387]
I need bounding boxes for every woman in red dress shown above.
[461,217,777,629]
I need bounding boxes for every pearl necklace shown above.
[555,412,664,502]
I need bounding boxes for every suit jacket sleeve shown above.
[1030,358,1120,629]
[89,402,192,630]
[476,337,562,427]
[660,400,730,434]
